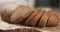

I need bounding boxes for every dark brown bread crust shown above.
[25,9,40,25]
[29,10,44,26]
[46,12,59,27]
[38,11,52,27]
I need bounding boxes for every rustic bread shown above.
[29,9,45,26]
[25,9,40,25]
[46,12,60,27]
[1,6,60,27]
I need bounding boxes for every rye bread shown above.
[46,12,59,27]
[25,9,40,25]
[10,6,32,23]
[29,9,45,26]
[1,4,20,22]
[38,11,52,27]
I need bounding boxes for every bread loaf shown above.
[1,4,32,23]
[1,4,60,27]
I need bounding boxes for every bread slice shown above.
[16,11,34,24]
[46,12,60,27]
[38,11,52,27]
[29,9,44,26]
[25,9,40,25]
[10,6,32,23]
[1,4,20,22]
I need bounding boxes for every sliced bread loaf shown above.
[29,9,44,26]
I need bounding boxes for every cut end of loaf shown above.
[10,6,32,23]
